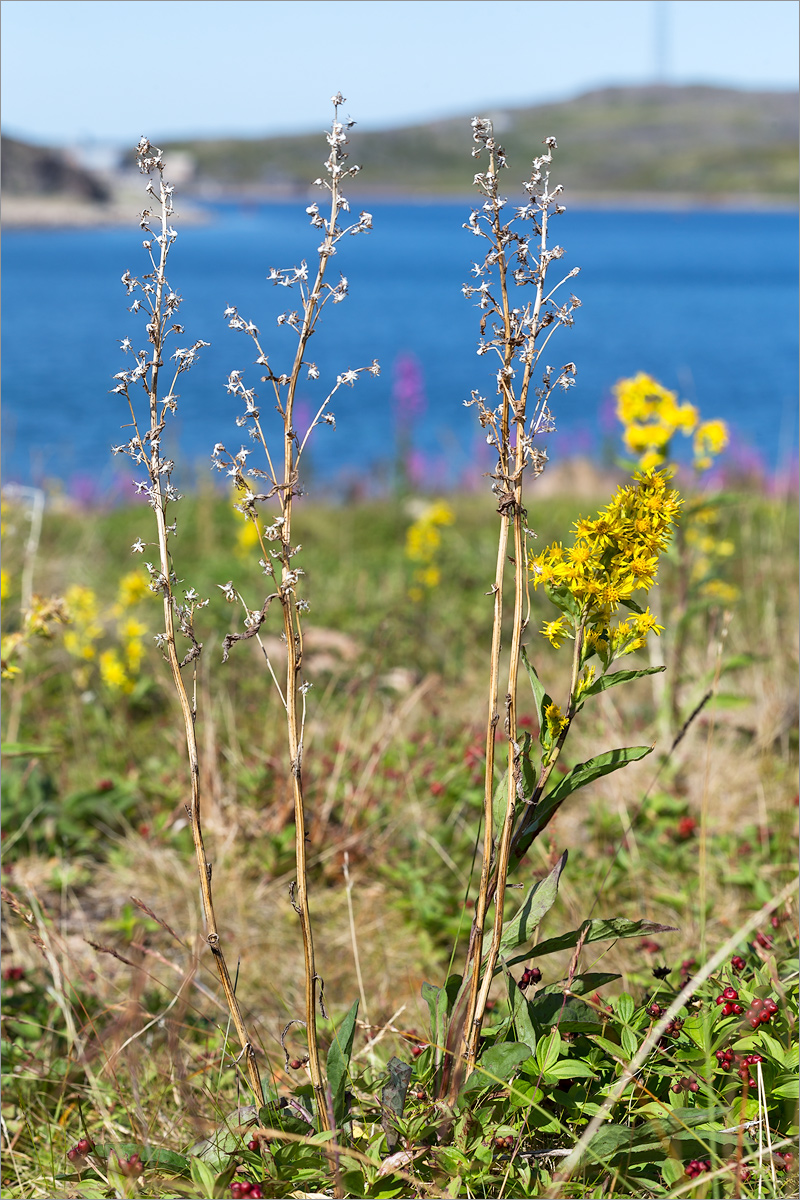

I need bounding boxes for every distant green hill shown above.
[162,85,798,201]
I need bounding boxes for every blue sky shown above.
[2,0,798,146]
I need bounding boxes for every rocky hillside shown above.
[1,136,110,201]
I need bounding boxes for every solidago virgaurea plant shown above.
[438,120,683,1092]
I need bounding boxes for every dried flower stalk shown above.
[213,94,377,1130]
[111,141,264,1104]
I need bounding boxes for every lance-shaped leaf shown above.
[544,745,653,810]
[496,850,568,958]
[512,745,653,862]
[521,647,554,751]
[503,917,677,971]
[381,1056,412,1151]
[326,999,358,1130]
[580,666,665,702]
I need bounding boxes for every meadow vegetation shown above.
[1,102,797,1200]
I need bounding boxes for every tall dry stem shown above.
[457,120,580,1076]
[214,93,377,1130]
[111,141,264,1105]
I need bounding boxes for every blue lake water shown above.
[2,203,797,497]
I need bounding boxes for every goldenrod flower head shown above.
[615,372,698,468]
[544,701,568,735]
[406,500,455,599]
[116,570,150,609]
[693,419,729,472]
[541,617,568,648]
[530,469,680,663]
[100,648,134,694]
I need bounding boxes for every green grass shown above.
[1,478,798,1198]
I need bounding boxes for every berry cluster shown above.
[715,985,743,1016]
[114,1154,141,1178]
[2,967,25,982]
[715,1048,764,1086]
[518,966,542,989]
[494,1134,516,1151]
[670,1075,699,1094]
[775,1150,794,1173]
[66,1138,94,1163]
[730,955,747,973]
[745,996,778,1029]
[684,1158,710,1179]
[230,1183,264,1198]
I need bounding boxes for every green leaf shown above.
[420,981,449,1068]
[620,1026,638,1058]
[497,850,568,957]
[590,1035,626,1059]
[381,1056,412,1151]
[545,746,653,810]
[505,917,677,971]
[326,999,358,1130]
[506,976,537,1055]
[461,1042,531,1096]
[491,767,510,845]
[1,742,59,757]
[615,994,635,1025]
[543,1059,596,1081]
[521,647,554,748]
[526,993,602,1033]
[545,584,582,620]
[563,972,621,996]
[536,1028,562,1074]
[771,1077,799,1100]
[581,666,665,700]
[94,1144,191,1175]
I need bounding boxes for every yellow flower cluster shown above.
[684,505,739,606]
[1,596,69,680]
[406,500,455,602]
[530,469,681,663]
[62,571,151,693]
[692,419,729,472]
[614,372,728,473]
[63,585,103,662]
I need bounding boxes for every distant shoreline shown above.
[3,188,796,229]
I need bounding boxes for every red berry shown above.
[731,956,746,972]
[411,1044,427,1058]
[247,1139,259,1152]
[250,1188,264,1198]
[764,998,778,1014]
[715,994,726,1005]
[676,816,697,839]
[750,997,764,1010]
[647,1002,663,1018]
[722,986,738,1000]
[75,1138,93,1155]
[289,1058,303,1070]
[67,1148,79,1162]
